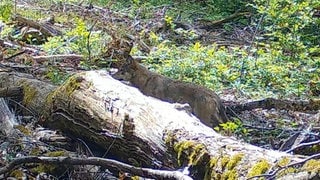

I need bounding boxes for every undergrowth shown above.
[142,40,319,98]
[0,0,319,97]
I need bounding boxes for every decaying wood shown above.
[3,50,26,61]
[0,63,34,73]
[0,71,56,117]
[3,40,41,54]
[0,98,16,135]
[42,72,320,179]
[13,15,61,37]
[197,12,251,29]
[230,97,320,113]
[32,54,83,63]
[1,70,320,179]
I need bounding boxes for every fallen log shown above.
[229,97,320,112]
[13,15,62,37]
[0,70,319,179]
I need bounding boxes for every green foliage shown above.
[66,18,90,52]
[164,15,175,29]
[251,0,320,61]
[0,24,14,38]
[214,119,247,136]
[3,0,318,98]
[0,0,13,22]
[42,36,71,54]
[143,39,319,97]
[139,0,319,98]
[45,67,70,85]
[174,28,199,41]
[89,0,247,22]
[43,18,109,66]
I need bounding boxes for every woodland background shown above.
[0,0,319,179]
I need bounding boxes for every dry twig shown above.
[0,156,192,180]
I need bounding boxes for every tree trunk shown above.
[0,70,319,179]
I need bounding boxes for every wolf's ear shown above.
[121,40,133,58]
[126,54,135,65]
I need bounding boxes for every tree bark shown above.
[0,98,16,135]
[0,70,319,179]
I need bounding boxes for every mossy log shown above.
[0,70,319,179]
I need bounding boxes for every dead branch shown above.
[13,15,61,37]
[0,63,34,73]
[4,50,26,61]
[198,12,251,29]
[286,140,320,153]
[0,156,192,180]
[3,40,41,54]
[32,54,83,63]
[229,98,320,113]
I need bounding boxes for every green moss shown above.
[189,144,206,164]
[44,75,84,111]
[164,133,174,145]
[10,169,24,178]
[277,157,290,167]
[131,176,140,180]
[173,141,206,166]
[209,157,219,168]
[278,167,297,178]
[223,169,238,180]
[45,150,67,157]
[170,137,243,180]
[205,153,243,179]
[30,147,42,156]
[247,159,271,178]
[221,156,230,169]
[32,151,69,175]
[285,167,296,174]
[274,157,295,177]
[205,157,218,180]
[14,125,31,135]
[21,83,37,105]
[226,153,244,170]
[174,141,193,163]
[32,164,56,174]
[303,159,320,173]
[310,144,320,152]
[64,76,82,96]
[310,99,320,110]
[45,90,57,106]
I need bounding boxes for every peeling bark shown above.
[0,98,16,135]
